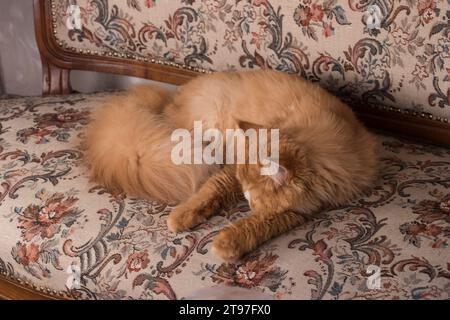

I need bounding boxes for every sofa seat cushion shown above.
[0,93,449,300]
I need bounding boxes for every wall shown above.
[0,0,165,96]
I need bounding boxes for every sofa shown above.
[0,0,449,300]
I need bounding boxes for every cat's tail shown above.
[82,86,216,204]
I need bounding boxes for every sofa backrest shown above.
[34,0,450,145]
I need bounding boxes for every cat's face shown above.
[236,140,307,214]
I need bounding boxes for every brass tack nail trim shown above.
[1,272,74,299]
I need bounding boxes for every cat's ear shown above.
[236,119,265,131]
[262,159,292,185]
[271,163,291,185]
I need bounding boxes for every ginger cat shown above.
[83,70,380,261]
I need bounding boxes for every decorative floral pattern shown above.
[18,190,82,241]
[0,93,449,299]
[400,190,450,248]
[52,0,450,119]
[16,107,90,144]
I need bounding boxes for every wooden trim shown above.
[32,0,198,93]
[0,276,60,300]
[41,56,73,95]
[354,106,450,147]
[34,0,72,95]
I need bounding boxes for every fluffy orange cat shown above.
[83,70,380,261]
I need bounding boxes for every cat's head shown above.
[234,120,310,214]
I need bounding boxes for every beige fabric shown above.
[0,92,449,299]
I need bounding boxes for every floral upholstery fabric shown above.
[54,0,450,119]
[0,93,449,300]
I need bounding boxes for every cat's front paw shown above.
[167,204,206,233]
[211,228,246,262]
